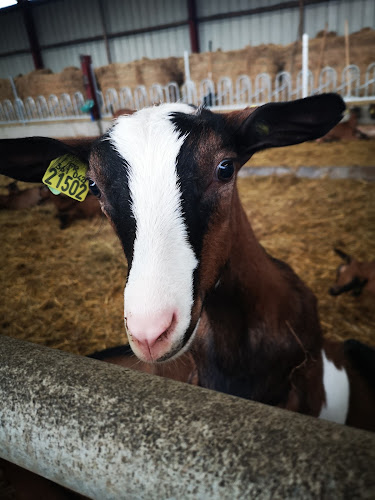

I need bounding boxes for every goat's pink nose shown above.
[126,310,175,348]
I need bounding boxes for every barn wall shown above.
[108,26,190,64]
[198,0,375,51]
[0,8,34,78]
[0,0,374,78]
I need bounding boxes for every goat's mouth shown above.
[329,277,367,297]
[329,286,343,296]
[126,308,201,364]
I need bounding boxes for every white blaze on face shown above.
[109,104,198,355]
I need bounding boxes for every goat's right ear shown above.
[0,137,95,183]
[227,93,345,164]
[334,248,352,263]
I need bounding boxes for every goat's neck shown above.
[211,190,289,329]
[194,190,323,409]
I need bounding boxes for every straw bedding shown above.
[0,140,374,354]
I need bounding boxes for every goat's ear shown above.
[0,137,95,183]
[334,247,352,264]
[227,93,345,164]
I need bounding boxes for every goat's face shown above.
[86,96,345,363]
[330,260,367,297]
[88,104,241,362]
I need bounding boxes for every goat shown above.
[45,191,103,229]
[330,248,375,297]
[0,181,49,210]
[110,105,135,119]
[316,107,368,142]
[1,94,374,433]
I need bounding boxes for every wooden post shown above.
[298,0,305,40]
[17,0,44,70]
[187,0,200,53]
[344,20,350,67]
[290,0,304,83]
[315,23,328,88]
[344,19,350,94]
[98,0,112,65]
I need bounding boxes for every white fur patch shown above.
[319,350,349,425]
[109,104,198,355]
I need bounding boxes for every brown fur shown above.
[317,108,368,142]
[111,108,135,119]
[191,183,325,414]
[46,191,103,229]
[0,183,49,210]
[330,249,375,296]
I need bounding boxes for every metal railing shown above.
[1,63,375,124]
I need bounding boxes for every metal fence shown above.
[1,63,375,124]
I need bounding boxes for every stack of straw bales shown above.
[0,28,373,102]
[283,27,375,83]
[95,56,183,95]
[189,44,283,84]
[0,79,14,101]
[14,67,85,100]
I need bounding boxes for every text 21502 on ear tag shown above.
[42,154,89,202]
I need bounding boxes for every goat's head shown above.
[0,94,345,363]
[330,248,368,297]
[86,95,345,362]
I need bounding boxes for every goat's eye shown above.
[216,160,234,182]
[88,179,101,197]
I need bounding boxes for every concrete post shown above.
[0,335,374,499]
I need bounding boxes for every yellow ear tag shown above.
[42,154,89,202]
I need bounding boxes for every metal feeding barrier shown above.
[1,63,375,124]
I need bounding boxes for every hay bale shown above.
[95,57,184,95]
[95,61,141,94]
[15,67,84,100]
[0,79,13,101]
[284,27,375,90]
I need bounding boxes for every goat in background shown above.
[330,248,375,297]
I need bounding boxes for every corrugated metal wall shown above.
[0,0,374,79]
[0,8,34,77]
[198,0,375,51]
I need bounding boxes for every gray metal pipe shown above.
[0,335,374,499]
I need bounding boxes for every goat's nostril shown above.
[126,310,176,348]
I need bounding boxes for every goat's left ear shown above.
[0,137,94,183]
[227,93,345,164]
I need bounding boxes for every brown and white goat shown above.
[111,107,135,119]
[1,94,374,433]
[0,181,49,210]
[330,248,375,297]
[316,107,368,142]
[46,191,103,229]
